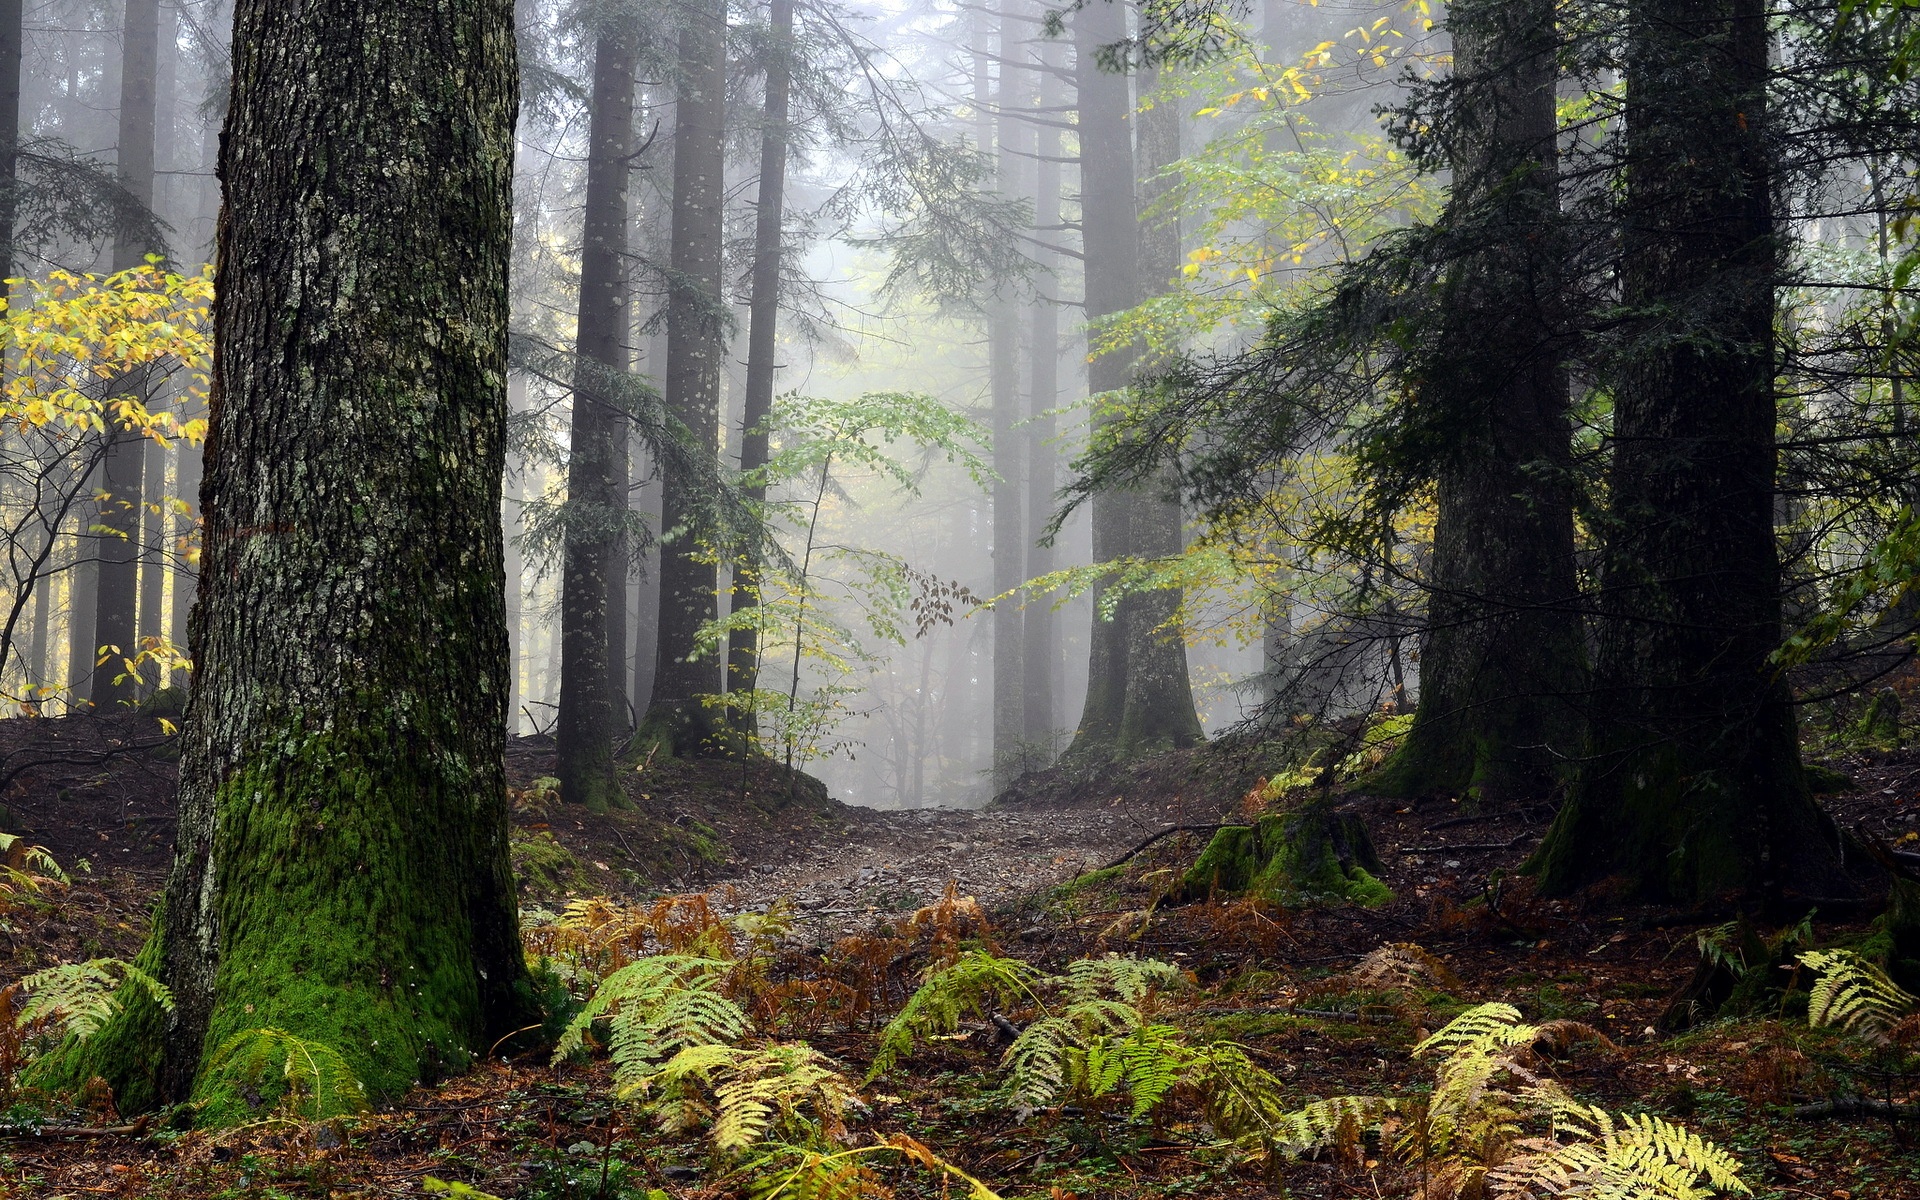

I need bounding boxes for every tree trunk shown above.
[1022,24,1061,752]
[644,0,728,755]
[556,21,637,811]
[727,0,793,750]
[990,1,1025,786]
[1116,58,1204,758]
[90,0,162,708]
[1368,0,1583,805]
[58,0,531,1117]
[0,0,20,285]
[1530,0,1846,904]
[1065,0,1137,762]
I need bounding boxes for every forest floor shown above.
[1,710,1918,1199]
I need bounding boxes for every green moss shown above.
[1851,688,1903,750]
[512,830,591,901]
[1178,803,1392,908]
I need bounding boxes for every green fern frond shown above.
[1800,949,1917,1037]
[1414,1002,1534,1059]
[1266,1093,1391,1158]
[1002,1014,1078,1109]
[206,1027,369,1120]
[555,954,743,1072]
[17,958,173,1039]
[1055,954,1182,1005]
[1114,1023,1188,1116]
[710,1042,855,1152]
[1188,1042,1296,1143]
[1490,1109,1750,1198]
[868,950,1043,1079]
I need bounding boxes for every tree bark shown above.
[1531,0,1846,904]
[1065,0,1137,762]
[990,1,1025,785]
[1369,0,1582,805]
[1117,57,1204,758]
[644,0,728,755]
[0,0,20,286]
[727,0,793,749]
[90,0,162,708]
[556,20,637,811]
[1022,33,1060,753]
[60,0,532,1116]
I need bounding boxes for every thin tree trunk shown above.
[989,2,1024,786]
[556,20,637,811]
[1065,0,1137,762]
[1532,0,1846,904]
[0,0,21,285]
[644,0,728,755]
[1023,21,1061,751]
[91,0,162,708]
[727,0,793,750]
[59,0,530,1114]
[1116,57,1204,757]
[1369,0,1582,805]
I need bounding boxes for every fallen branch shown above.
[1097,824,1236,872]
[0,1115,152,1139]
[1396,834,1530,855]
[1793,1095,1920,1122]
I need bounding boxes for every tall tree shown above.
[0,0,20,286]
[90,0,163,707]
[990,3,1025,784]
[556,14,638,811]
[1531,0,1847,902]
[1065,0,1138,761]
[644,0,728,754]
[1118,54,1204,756]
[64,0,532,1114]
[1368,0,1583,804]
[727,0,794,742]
[1022,23,1061,751]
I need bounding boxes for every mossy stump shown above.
[1178,801,1393,907]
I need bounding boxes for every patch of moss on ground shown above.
[511,830,593,902]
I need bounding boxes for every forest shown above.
[3,0,1920,1195]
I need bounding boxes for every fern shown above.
[1057,954,1182,1005]
[867,950,1042,1079]
[555,953,745,1083]
[1256,1003,1745,1199]
[16,958,172,1040]
[1491,1107,1751,1198]
[206,1027,368,1120]
[1346,942,1463,992]
[1800,948,1917,1039]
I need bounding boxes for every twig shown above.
[1097,824,1235,872]
[1396,834,1530,855]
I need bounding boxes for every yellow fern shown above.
[1800,948,1917,1039]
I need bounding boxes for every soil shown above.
[2,711,1919,1199]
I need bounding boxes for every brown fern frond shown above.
[1346,942,1464,992]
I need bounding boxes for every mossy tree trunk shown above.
[556,19,638,812]
[1530,0,1846,905]
[79,0,532,1117]
[1370,0,1583,806]
[644,0,728,756]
